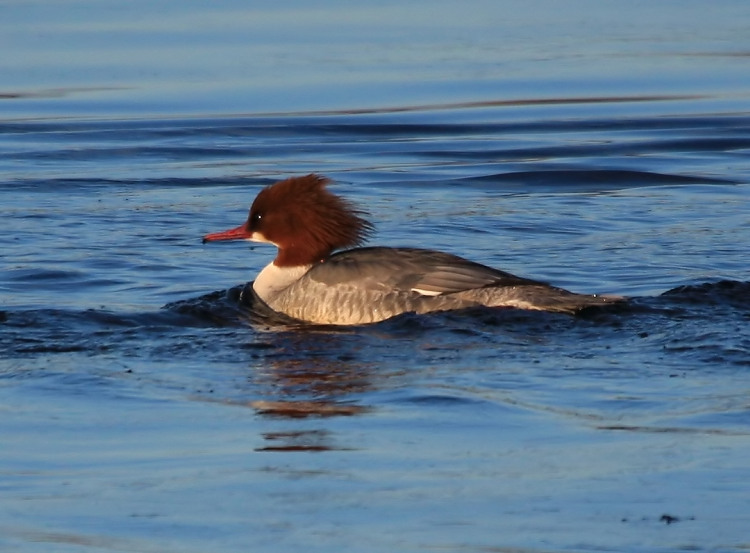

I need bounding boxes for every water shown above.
[2,1,750,552]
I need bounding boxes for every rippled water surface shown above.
[2,2,750,552]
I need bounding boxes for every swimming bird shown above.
[203,174,622,324]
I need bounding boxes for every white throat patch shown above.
[248,231,277,246]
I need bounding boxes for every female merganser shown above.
[203,174,622,325]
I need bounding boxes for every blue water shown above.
[2,2,750,552]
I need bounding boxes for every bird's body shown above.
[203,175,622,325]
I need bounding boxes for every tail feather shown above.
[454,285,625,314]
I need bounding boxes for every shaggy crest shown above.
[248,174,374,266]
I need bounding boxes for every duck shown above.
[203,174,622,325]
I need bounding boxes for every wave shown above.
[2,280,747,340]
[659,279,750,310]
[460,169,735,192]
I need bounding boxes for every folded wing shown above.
[307,247,546,296]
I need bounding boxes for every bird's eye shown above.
[248,211,262,230]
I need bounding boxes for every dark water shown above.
[3,2,750,552]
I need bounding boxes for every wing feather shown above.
[307,247,545,296]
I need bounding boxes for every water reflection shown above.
[256,430,343,452]
[248,330,378,451]
[254,354,372,399]
[253,336,372,397]
[168,283,382,432]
